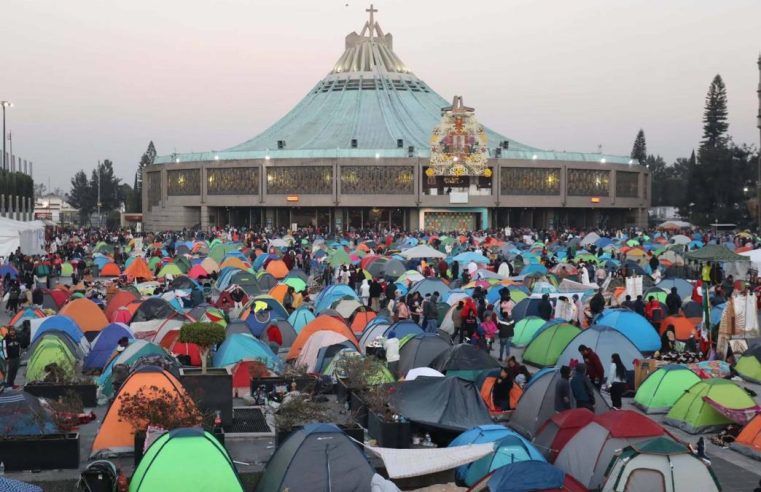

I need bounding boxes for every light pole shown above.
[1,101,13,171]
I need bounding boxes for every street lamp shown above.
[1,101,13,171]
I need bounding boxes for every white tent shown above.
[739,249,761,272]
[0,218,45,257]
[400,244,446,259]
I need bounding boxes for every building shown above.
[143,7,649,232]
[33,194,78,224]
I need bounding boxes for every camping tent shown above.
[286,315,358,360]
[554,410,667,490]
[469,460,586,492]
[522,323,581,368]
[255,424,374,492]
[58,298,109,334]
[533,408,595,462]
[0,390,58,436]
[26,333,80,381]
[213,333,283,373]
[83,323,134,371]
[595,309,661,352]
[130,428,243,492]
[91,367,193,457]
[510,368,609,439]
[732,413,761,460]
[736,344,761,383]
[396,333,452,379]
[430,344,500,380]
[602,437,720,492]
[633,365,701,414]
[391,377,492,432]
[512,317,546,347]
[664,378,757,433]
[555,325,643,374]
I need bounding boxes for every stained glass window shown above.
[167,169,200,196]
[146,172,161,209]
[616,171,639,198]
[207,167,259,195]
[567,169,610,196]
[341,166,414,194]
[501,168,560,195]
[266,166,333,194]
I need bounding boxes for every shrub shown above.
[179,322,226,374]
[117,385,202,432]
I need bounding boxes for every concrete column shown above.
[200,205,209,230]
[0,195,4,217]
[14,196,19,220]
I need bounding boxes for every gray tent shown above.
[396,333,452,379]
[255,424,374,492]
[391,377,492,432]
[555,325,643,375]
[510,368,609,439]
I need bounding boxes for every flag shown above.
[701,281,711,342]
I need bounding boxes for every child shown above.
[481,311,498,352]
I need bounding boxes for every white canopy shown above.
[400,244,446,259]
[0,218,45,257]
[367,443,494,479]
[580,232,601,247]
[739,249,761,272]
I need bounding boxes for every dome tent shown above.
[255,424,374,492]
[429,343,500,381]
[129,428,243,492]
[468,460,586,492]
[736,344,761,383]
[633,365,701,414]
[522,323,581,368]
[555,325,643,375]
[510,368,609,439]
[602,437,720,492]
[554,410,667,490]
[664,378,757,434]
[396,333,452,379]
[732,413,761,460]
[532,408,595,462]
[595,309,661,353]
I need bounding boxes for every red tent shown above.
[533,408,595,462]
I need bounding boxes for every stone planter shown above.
[0,432,79,471]
[368,411,411,449]
[179,367,233,428]
[25,383,98,408]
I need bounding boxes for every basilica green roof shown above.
[155,8,631,166]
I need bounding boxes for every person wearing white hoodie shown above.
[359,279,370,306]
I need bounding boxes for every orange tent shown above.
[735,414,761,459]
[59,298,109,333]
[350,310,376,334]
[90,368,194,458]
[265,260,289,279]
[124,257,154,281]
[219,257,250,271]
[105,290,138,321]
[287,315,358,360]
[100,262,122,277]
[660,315,697,341]
[9,307,45,326]
[268,284,288,304]
[479,373,523,414]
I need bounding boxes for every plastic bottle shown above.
[0,461,5,475]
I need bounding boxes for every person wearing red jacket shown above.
[577,345,604,389]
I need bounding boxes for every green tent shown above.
[684,244,750,263]
[130,428,243,492]
[522,323,581,368]
[664,378,756,434]
[157,263,183,278]
[60,262,74,277]
[736,347,761,384]
[27,335,79,382]
[173,256,191,273]
[633,365,701,414]
[148,256,162,270]
[512,317,546,347]
[328,249,351,267]
[282,277,307,292]
[210,243,226,263]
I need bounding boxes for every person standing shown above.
[665,287,682,316]
[422,292,439,333]
[554,365,572,412]
[607,353,628,409]
[369,278,382,312]
[570,363,596,411]
[359,279,370,307]
[492,367,514,411]
[497,307,514,361]
[538,294,553,321]
[452,301,464,343]
[577,345,605,389]
[4,327,20,388]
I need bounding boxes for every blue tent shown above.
[313,285,358,313]
[98,340,168,396]
[0,390,58,436]
[407,278,451,298]
[213,333,283,373]
[464,433,545,486]
[386,320,424,339]
[0,263,18,279]
[480,460,567,491]
[510,297,542,322]
[33,315,84,345]
[595,309,661,352]
[250,296,289,321]
[245,310,285,337]
[84,323,134,370]
[521,264,548,276]
[452,252,490,264]
[287,308,315,333]
[449,425,513,482]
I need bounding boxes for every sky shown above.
[1,0,759,191]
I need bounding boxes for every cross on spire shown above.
[366,4,378,39]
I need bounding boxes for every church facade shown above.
[143,7,649,232]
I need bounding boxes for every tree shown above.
[134,141,157,213]
[701,75,729,149]
[67,170,95,223]
[179,322,226,374]
[630,129,647,165]
[33,182,47,199]
[89,160,124,213]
